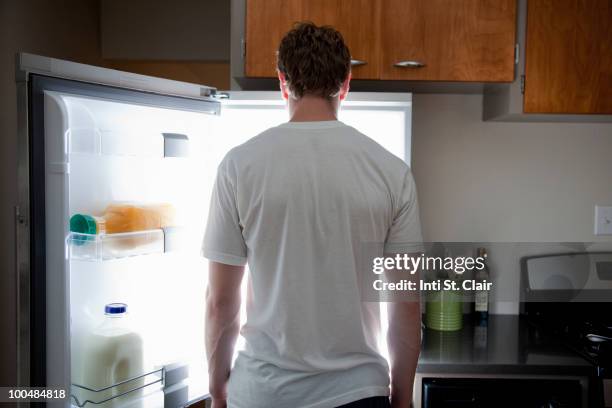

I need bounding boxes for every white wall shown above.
[412,94,612,313]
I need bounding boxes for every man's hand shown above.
[206,261,245,405]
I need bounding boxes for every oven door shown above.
[422,378,582,408]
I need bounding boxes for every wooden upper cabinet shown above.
[245,0,381,79]
[380,0,517,81]
[524,0,612,114]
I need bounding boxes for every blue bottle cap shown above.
[105,303,127,315]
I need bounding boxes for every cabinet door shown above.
[380,0,516,81]
[524,0,612,114]
[245,0,381,79]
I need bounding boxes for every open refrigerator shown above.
[16,53,412,407]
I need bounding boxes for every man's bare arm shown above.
[387,281,421,408]
[206,261,245,407]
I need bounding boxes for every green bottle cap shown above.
[70,214,98,234]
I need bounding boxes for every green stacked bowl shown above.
[425,290,463,331]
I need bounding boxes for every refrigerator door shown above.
[19,54,223,408]
[18,54,412,408]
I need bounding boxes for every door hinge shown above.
[520,75,525,94]
[241,38,246,58]
[514,43,520,65]
[15,205,26,229]
[211,91,230,100]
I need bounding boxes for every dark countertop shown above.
[417,315,594,376]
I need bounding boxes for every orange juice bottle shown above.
[103,203,175,233]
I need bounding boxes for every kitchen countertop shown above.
[417,315,594,376]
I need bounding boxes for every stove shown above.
[526,304,612,373]
[569,320,612,369]
[521,252,612,407]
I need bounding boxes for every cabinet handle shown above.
[394,60,426,68]
[350,59,367,66]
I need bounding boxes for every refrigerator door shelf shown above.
[70,366,164,408]
[67,230,165,261]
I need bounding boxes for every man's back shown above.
[203,120,422,408]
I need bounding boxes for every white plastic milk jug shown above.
[72,303,144,407]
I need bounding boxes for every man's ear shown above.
[277,71,289,101]
[339,72,351,101]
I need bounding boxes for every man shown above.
[203,22,422,408]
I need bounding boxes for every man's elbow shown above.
[206,289,239,319]
[387,301,422,341]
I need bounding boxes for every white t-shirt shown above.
[202,120,422,408]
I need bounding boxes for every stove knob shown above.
[539,400,561,408]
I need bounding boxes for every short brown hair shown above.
[277,22,351,99]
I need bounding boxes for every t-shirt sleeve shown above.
[384,170,424,254]
[201,159,247,266]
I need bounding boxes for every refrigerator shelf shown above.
[70,367,164,407]
[67,229,165,261]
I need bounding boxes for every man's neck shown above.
[288,94,339,122]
